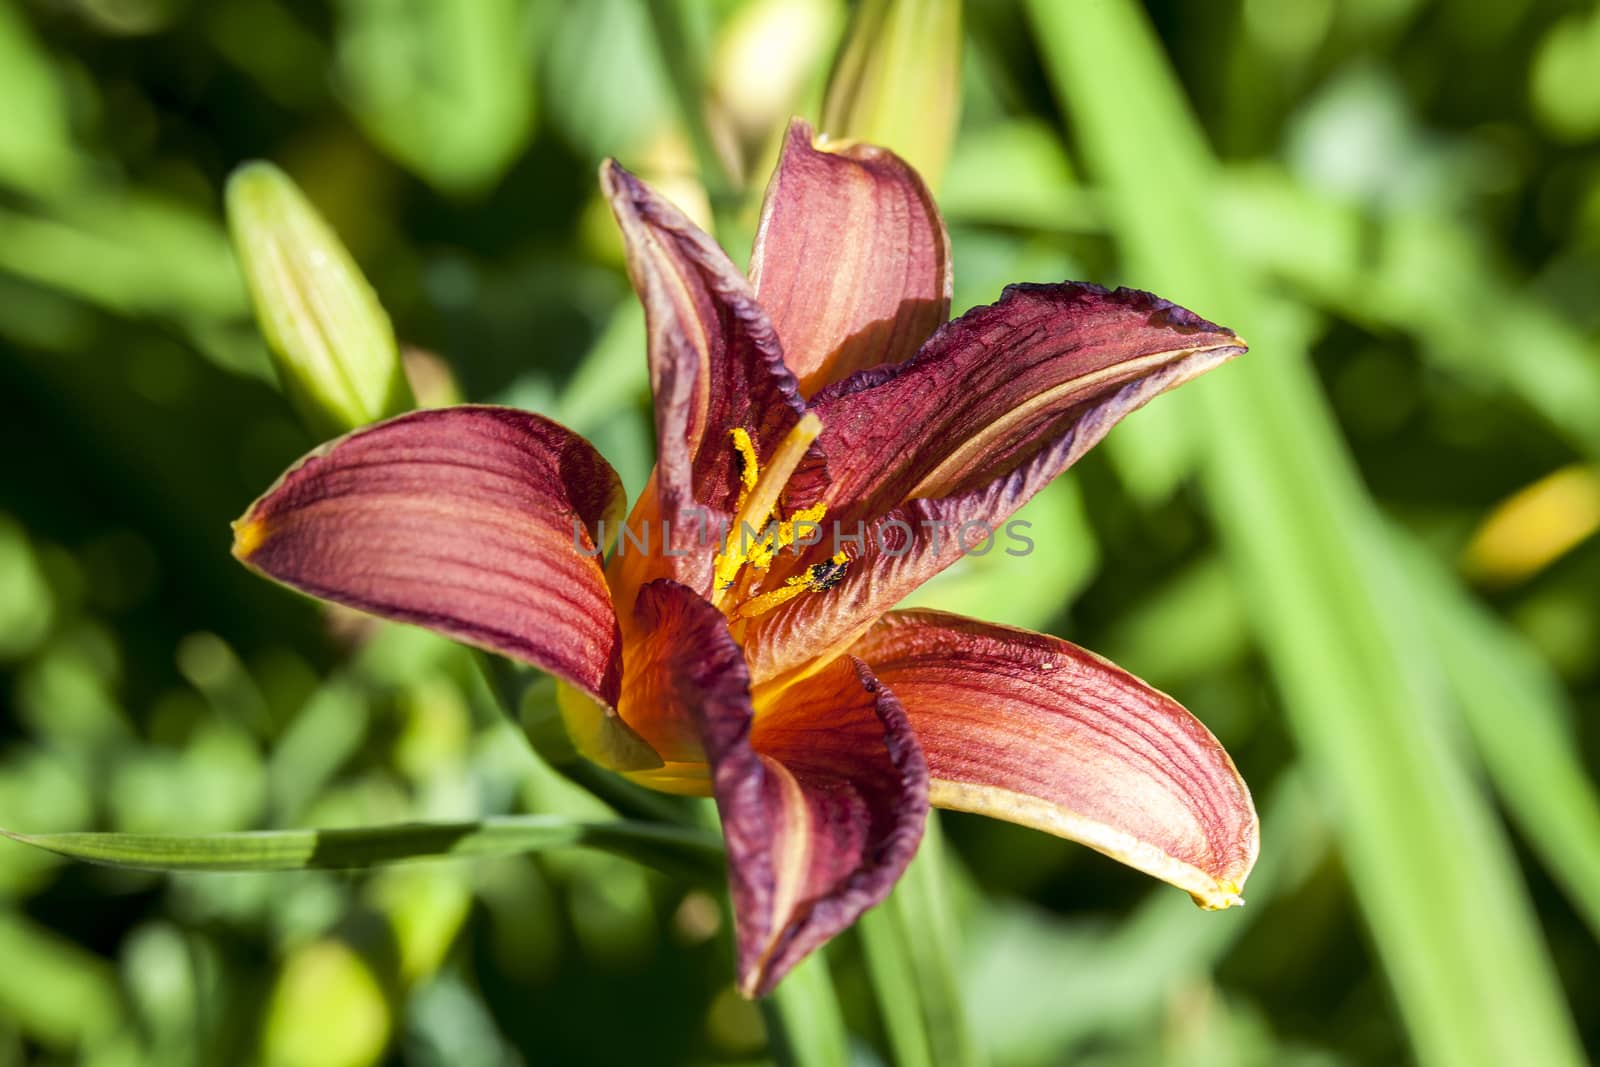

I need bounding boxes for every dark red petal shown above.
[617,576,748,766]
[234,406,625,706]
[810,282,1244,527]
[737,659,927,996]
[853,610,1258,907]
[749,119,951,396]
[601,161,808,533]
[637,575,929,997]
[746,328,1237,683]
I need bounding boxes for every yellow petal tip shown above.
[231,515,268,560]
[1193,880,1246,911]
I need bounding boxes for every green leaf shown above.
[0,912,123,1047]
[0,0,80,196]
[332,0,536,194]
[761,951,851,1067]
[1396,530,1600,942]
[858,815,983,1067]
[2,815,725,886]
[1220,166,1600,464]
[964,772,1327,1062]
[1025,2,1588,1065]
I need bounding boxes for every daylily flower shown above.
[232,119,1258,997]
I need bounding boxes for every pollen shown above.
[731,427,759,495]
[711,414,855,620]
[806,551,850,591]
[712,413,823,606]
[745,502,827,572]
[730,552,851,620]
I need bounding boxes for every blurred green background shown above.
[2,0,1599,1064]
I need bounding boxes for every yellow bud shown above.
[225,161,413,435]
[262,940,389,1067]
[821,0,962,185]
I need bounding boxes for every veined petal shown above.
[854,610,1256,906]
[640,579,928,997]
[601,161,808,532]
[810,282,1244,526]
[234,405,627,708]
[615,576,742,768]
[745,321,1238,683]
[737,657,927,997]
[749,119,951,396]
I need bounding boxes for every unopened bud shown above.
[226,161,412,435]
[821,0,961,185]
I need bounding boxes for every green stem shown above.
[761,951,852,1067]
[643,0,741,230]
[858,815,983,1067]
[476,653,698,827]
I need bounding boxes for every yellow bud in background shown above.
[226,161,413,435]
[821,0,962,186]
[262,939,389,1067]
[713,0,843,145]
[1462,464,1600,585]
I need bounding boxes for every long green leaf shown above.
[1024,2,1586,1065]
[858,815,982,1067]
[1396,531,1600,942]
[1220,166,1600,464]
[2,815,725,886]
[965,771,1327,1063]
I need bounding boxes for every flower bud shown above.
[226,161,412,435]
[821,0,961,185]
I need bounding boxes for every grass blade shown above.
[761,952,852,1067]
[858,815,983,1067]
[1396,530,1600,941]
[1025,2,1587,1064]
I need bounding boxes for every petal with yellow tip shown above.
[851,610,1257,908]
[745,285,1244,683]
[234,406,630,717]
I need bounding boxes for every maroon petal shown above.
[745,313,1239,683]
[810,282,1245,527]
[631,581,927,997]
[234,406,626,706]
[601,161,808,529]
[749,119,951,396]
[616,572,743,767]
[854,610,1258,907]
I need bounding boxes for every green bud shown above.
[821,0,962,186]
[225,161,412,436]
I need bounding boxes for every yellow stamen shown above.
[712,413,823,606]
[746,502,827,572]
[730,427,760,497]
[731,552,850,620]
